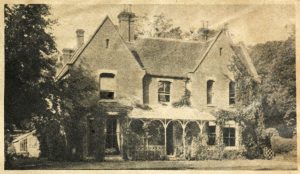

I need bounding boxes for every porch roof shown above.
[128,106,216,121]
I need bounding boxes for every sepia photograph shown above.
[3,1,297,170]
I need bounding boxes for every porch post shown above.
[164,124,167,156]
[215,123,221,144]
[182,123,187,158]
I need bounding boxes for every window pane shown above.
[229,138,236,146]
[100,91,114,99]
[158,94,170,102]
[229,128,235,137]
[165,82,170,93]
[158,82,164,92]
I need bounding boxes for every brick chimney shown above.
[76,29,85,48]
[62,48,75,65]
[117,10,136,42]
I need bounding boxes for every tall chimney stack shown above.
[117,9,136,42]
[76,29,85,48]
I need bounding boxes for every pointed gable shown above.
[56,16,144,81]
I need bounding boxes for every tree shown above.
[183,27,218,41]
[135,13,183,39]
[5,4,57,129]
[250,36,296,137]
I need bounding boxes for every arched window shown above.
[229,81,236,105]
[219,47,223,56]
[99,73,116,100]
[207,80,214,104]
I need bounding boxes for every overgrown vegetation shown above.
[250,36,296,137]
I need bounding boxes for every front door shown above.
[105,118,120,155]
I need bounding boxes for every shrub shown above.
[223,150,245,160]
[271,136,296,154]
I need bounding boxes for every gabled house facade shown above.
[11,130,40,158]
[56,10,260,160]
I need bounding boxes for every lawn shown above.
[7,157,297,170]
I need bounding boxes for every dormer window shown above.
[158,81,171,103]
[99,73,116,100]
[106,39,109,48]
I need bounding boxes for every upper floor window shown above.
[106,39,109,48]
[207,80,214,104]
[20,139,28,152]
[229,81,236,105]
[99,73,116,100]
[223,127,235,146]
[158,81,171,103]
[219,47,223,56]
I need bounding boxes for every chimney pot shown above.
[62,48,75,65]
[76,29,85,48]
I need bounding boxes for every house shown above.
[12,130,40,158]
[56,10,260,160]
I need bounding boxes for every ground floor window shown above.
[20,139,28,152]
[207,125,216,145]
[223,127,235,146]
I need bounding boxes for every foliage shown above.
[172,88,191,107]
[5,4,57,128]
[55,66,107,161]
[220,51,268,159]
[135,13,183,39]
[135,13,218,41]
[249,37,296,137]
[271,136,296,154]
[183,27,219,41]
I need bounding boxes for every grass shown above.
[7,158,297,170]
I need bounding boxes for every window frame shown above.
[99,73,116,100]
[207,80,215,105]
[158,80,171,103]
[20,138,28,152]
[229,81,236,105]
[223,127,236,147]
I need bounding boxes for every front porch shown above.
[121,106,241,160]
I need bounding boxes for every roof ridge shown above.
[136,36,211,44]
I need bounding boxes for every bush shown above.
[131,150,164,161]
[223,150,245,160]
[271,135,296,154]
[197,145,225,160]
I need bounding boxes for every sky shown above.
[49,4,295,51]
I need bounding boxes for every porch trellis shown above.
[127,118,220,157]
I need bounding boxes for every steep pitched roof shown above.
[56,16,259,81]
[128,37,212,77]
[55,16,143,81]
[231,43,261,82]
[12,130,36,143]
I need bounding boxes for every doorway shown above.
[105,118,120,155]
